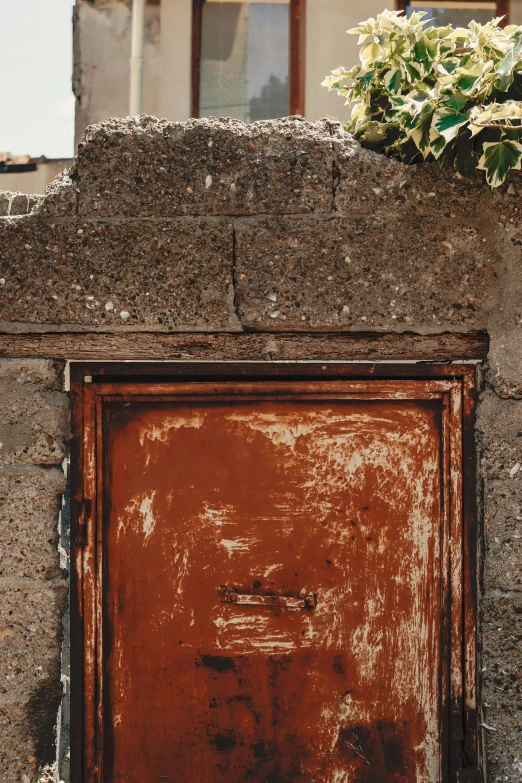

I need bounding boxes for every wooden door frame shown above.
[191,0,306,119]
[69,362,478,782]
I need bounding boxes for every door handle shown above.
[220,589,317,610]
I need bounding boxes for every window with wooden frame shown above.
[192,0,305,121]
[396,0,509,26]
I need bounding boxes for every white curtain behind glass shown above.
[406,3,496,27]
[200,1,290,122]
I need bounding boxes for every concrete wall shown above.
[0,361,69,783]
[0,116,521,780]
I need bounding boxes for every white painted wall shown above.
[74,0,161,145]
[74,0,394,136]
[159,0,192,121]
[305,0,388,121]
[75,0,510,135]
[511,0,522,24]
[0,161,73,195]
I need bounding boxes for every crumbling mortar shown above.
[0,325,498,338]
[56,454,71,783]
[0,575,67,588]
[324,121,342,210]
[483,377,522,401]
[230,222,243,331]
[0,324,248,335]
[0,216,74,225]
[0,463,60,475]
[473,365,487,780]
[3,211,343,223]
[70,171,80,218]
[0,325,494,337]
[0,212,357,225]
[485,587,522,597]
[476,451,487,782]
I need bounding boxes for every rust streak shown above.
[72,372,476,783]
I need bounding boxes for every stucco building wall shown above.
[0,116,521,781]
[72,0,522,143]
[73,0,162,145]
[0,162,74,199]
[72,0,389,144]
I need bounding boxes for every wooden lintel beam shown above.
[0,331,488,362]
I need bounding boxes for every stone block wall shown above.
[476,393,522,781]
[0,115,520,781]
[0,362,69,782]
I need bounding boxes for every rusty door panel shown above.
[72,374,476,783]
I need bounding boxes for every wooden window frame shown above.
[191,0,306,120]
[69,360,479,782]
[396,0,510,24]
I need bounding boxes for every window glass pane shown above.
[407,3,496,27]
[199,1,290,122]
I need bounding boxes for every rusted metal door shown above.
[71,365,477,783]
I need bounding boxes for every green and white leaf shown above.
[433,107,471,142]
[427,125,447,159]
[409,109,435,157]
[470,100,522,134]
[454,62,487,93]
[478,138,522,185]
[383,68,402,93]
[495,32,522,90]
[324,8,522,186]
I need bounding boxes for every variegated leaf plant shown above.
[322,10,522,186]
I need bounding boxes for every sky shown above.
[0,0,75,158]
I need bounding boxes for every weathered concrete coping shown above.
[0,115,521,397]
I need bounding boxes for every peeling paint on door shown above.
[72,373,476,783]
